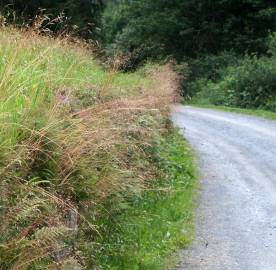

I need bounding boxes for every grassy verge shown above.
[187,102,276,120]
[94,129,197,269]
[0,27,197,270]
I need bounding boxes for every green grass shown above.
[0,27,197,269]
[0,28,156,269]
[187,102,276,121]
[0,28,151,150]
[94,129,198,270]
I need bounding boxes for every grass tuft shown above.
[0,26,197,269]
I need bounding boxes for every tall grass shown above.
[0,27,194,270]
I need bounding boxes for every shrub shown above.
[219,56,276,109]
[191,79,227,106]
[181,51,239,98]
[191,52,276,111]
[187,51,240,82]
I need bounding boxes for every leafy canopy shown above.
[102,0,276,63]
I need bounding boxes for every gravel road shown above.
[171,106,276,270]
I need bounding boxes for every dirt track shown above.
[172,106,276,270]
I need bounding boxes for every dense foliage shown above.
[1,0,275,63]
[0,0,104,38]
[102,0,276,65]
[190,34,276,111]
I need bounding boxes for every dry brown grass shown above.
[0,26,180,269]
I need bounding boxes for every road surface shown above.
[171,106,276,270]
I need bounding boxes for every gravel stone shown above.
[172,106,276,270]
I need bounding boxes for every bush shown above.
[188,33,276,110]
[181,51,239,98]
[189,50,276,111]
[190,79,227,105]
[219,56,276,109]
[187,51,240,82]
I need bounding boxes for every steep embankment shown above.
[0,28,197,270]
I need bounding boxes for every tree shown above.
[102,0,276,64]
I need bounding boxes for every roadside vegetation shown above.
[95,130,197,269]
[186,34,276,112]
[1,0,275,269]
[99,0,276,114]
[0,27,197,269]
